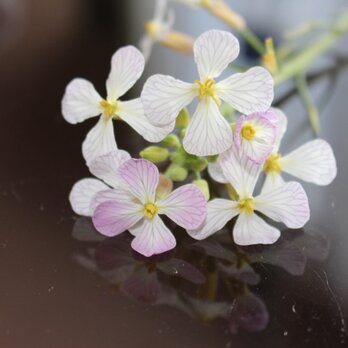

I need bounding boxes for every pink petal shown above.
[92,199,142,237]
[158,184,207,230]
[118,159,159,203]
[131,216,176,257]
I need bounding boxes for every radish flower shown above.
[188,145,310,245]
[62,46,174,164]
[141,29,274,156]
[92,159,207,257]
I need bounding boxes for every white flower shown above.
[62,46,174,164]
[139,0,175,62]
[188,145,310,245]
[262,108,337,192]
[141,30,274,156]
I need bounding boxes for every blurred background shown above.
[1,1,348,347]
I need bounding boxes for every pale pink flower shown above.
[62,46,174,164]
[141,29,274,156]
[188,145,310,245]
[92,159,207,257]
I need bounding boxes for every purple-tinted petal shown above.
[158,184,207,230]
[118,159,159,203]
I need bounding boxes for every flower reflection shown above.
[72,218,329,334]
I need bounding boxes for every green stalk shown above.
[240,27,265,55]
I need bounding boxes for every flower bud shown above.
[176,108,190,129]
[161,134,181,148]
[193,179,210,200]
[167,165,188,182]
[140,146,169,163]
[189,157,208,172]
[156,174,173,199]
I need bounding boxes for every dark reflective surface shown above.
[1,1,348,347]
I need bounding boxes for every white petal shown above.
[254,181,310,228]
[207,161,228,184]
[82,116,117,165]
[261,172,285,193]
[131,216,176,257]
[106,46,145,100]
[157,184,207,230]
[216,67,274,115]
[183,98,233,156]
[233,212,280,245]
[117,98,175,142]
[88,150,131,188]
[194,30,240,80]
[281,139,337,186]
[271,107,288,153]
[141,74,196,125]
[220,145,263,197]
[118,159,159,203]
[187,199,239,240]
[62,78,102,124]
[69,178,108,216]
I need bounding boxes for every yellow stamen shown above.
[238,197,254,214]
[100,99,118,119]
[262,37,278,74]
[161,31,194,55]
[194,79,221,105]
[143,202,158,219]
[263,153,282,174]
[241,123,256,140]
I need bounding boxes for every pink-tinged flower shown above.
[188,145,310,245]
[234,110,277,164]
[62,46,174,164]
[262,108,337,192]
[141,29,274,156]
[92,159,207,257]
[69,150,130,217]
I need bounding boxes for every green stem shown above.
[296,74,320,135]
[240,27,265,55]
[274,9,348,85]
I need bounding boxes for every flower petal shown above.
[216,67,274,115]
[234,111,277,163]
[106,46,145,100]
[220,145,263,197]
[261,172,285,193]
[117,98,175,142]
[90,188,132,214]
[194,29,240,79]
[233,212,280,245]
[254,181,310,228]
[183,98,233,156]
[82,116,117,165]
[92,199,143,237]
[141,74,196,125]
[118,159,159,203]
[272,107,288,152]
[207,161,228,184]
[187,199,239,240]
[158,184,207,229]
[69,178,109,216]
[281,139,337,186]
[88,150,131,188]
[62,78,102,124]
[131,216,176,257]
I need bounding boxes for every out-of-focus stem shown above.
[296,74,320,135]
[240,27,265,55]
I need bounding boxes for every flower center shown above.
[145,21,161,39]
[194,79,221,105]
[241,123,256,140]
[143,202,158,219]
[238,197,254,214]
[263,153,282,174]
[100,99,119,119]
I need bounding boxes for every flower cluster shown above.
[63,21,336,257]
